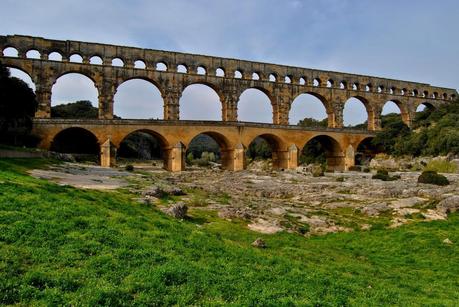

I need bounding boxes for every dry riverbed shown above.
[30,161,459,236]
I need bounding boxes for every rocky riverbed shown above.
[30,161,459,236]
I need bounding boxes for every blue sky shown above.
[2,0,458,124]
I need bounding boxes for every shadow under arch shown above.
[355,136,381,166]
[50,127,100,161]
[185,130,233,170]
[246,133,286,169]
[300,135,344,171]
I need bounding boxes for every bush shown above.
[417,170,449,186]
[311,165,324,177]
[125,165,134,171]
[424,159,458,173]
[372,169,398,181]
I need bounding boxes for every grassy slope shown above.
[0,159,458,306]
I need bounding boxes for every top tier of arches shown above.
[0,34,456,102]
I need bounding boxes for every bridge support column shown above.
[222,94,238,121]
[328,101,344,128]
[98,80,115,119]
[164,142,185,172]
[272,145,298,170]
[344,145,355,171]
[34,77,52,118]
[163,87,182,120]
[221,143,245,171]
[100,139,116,168]
[325,152,345,172]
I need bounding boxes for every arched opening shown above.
[299,77,306,85]
[89,56,103,65]
[381,100,403,128]
[313,78,320,87]
[197,66,206,75]
[326,79,333,88]
[252,72,260,80]
[134,60,146,69]
[177,64,187,73]
[7,68,36,92]
[50,128,100,161]
[156,62,167,71]
[186,132,231,169]
[355,137,380,167]
[216,68,225,77]
[117,130,167,167]
[2,47,19,57]
[69,54,83,63]
[51,73,99,118]
[269,74,277,82]
[238,88,273,123]
[289,93,328,127]
[234,70,242,79]
[414,102,435,127]
[48,52,63,61]
[285,76,291,84]
[300,135,343,171]
[343,97,368,128]
[114,78,163,119]
[26,50,40,59]
[112,58,124,67]
[180,84,221,120]
[246,134,282,170]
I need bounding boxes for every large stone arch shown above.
[380,99,411,127]
[3,65,37,91]
[300,134,344,171]
[245,132,291,169]
[345,95,378,130]
[238,86,277,124]
[179,81,224,120]
[49,127,100,156]
[289,91,331,126]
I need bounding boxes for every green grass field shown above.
[0,159,458,306]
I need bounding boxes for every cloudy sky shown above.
[2,0,458,125]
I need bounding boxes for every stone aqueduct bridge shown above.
[1,35,457,171]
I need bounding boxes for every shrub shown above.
[372,169,398,181]
[417,170,449,186]
[125,165,134,171]
[424,159,457,173]
[311,165,324,177]
[336,177,345,182]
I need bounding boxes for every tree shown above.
[297,117,328,128]
[0,63,38,146]
[51,100,99,119]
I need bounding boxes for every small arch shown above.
[340,81,347,90]
[252,72,260,80]
[401,88,406,95]
[365,84,372,92]
[451,94,456,101]
[313,78,321,87]
[389,86,396,95]
[156,62,167,71]
[377,85,384,93]
[177,64,188,73]
[112,58,124,67]
[216,68,225,77]
[50,128,100,157]
[234,70,243,79]
[134,60,146,69]
[3,47,19,57]
[442,93,448,100]
[26,49,40,59]
[412,89,419,97]
[285,76,292,84]
[299,77,306,85]
[352,83,359,91]
[269,73,277,82]
[432,92,438,99]
[300,135,343,171]
[422,90,428,98]
[48,52,63,61]
[89,56,103,65]
[197,66,206,75]
[326,79,334,88]
[69,54,83,63]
